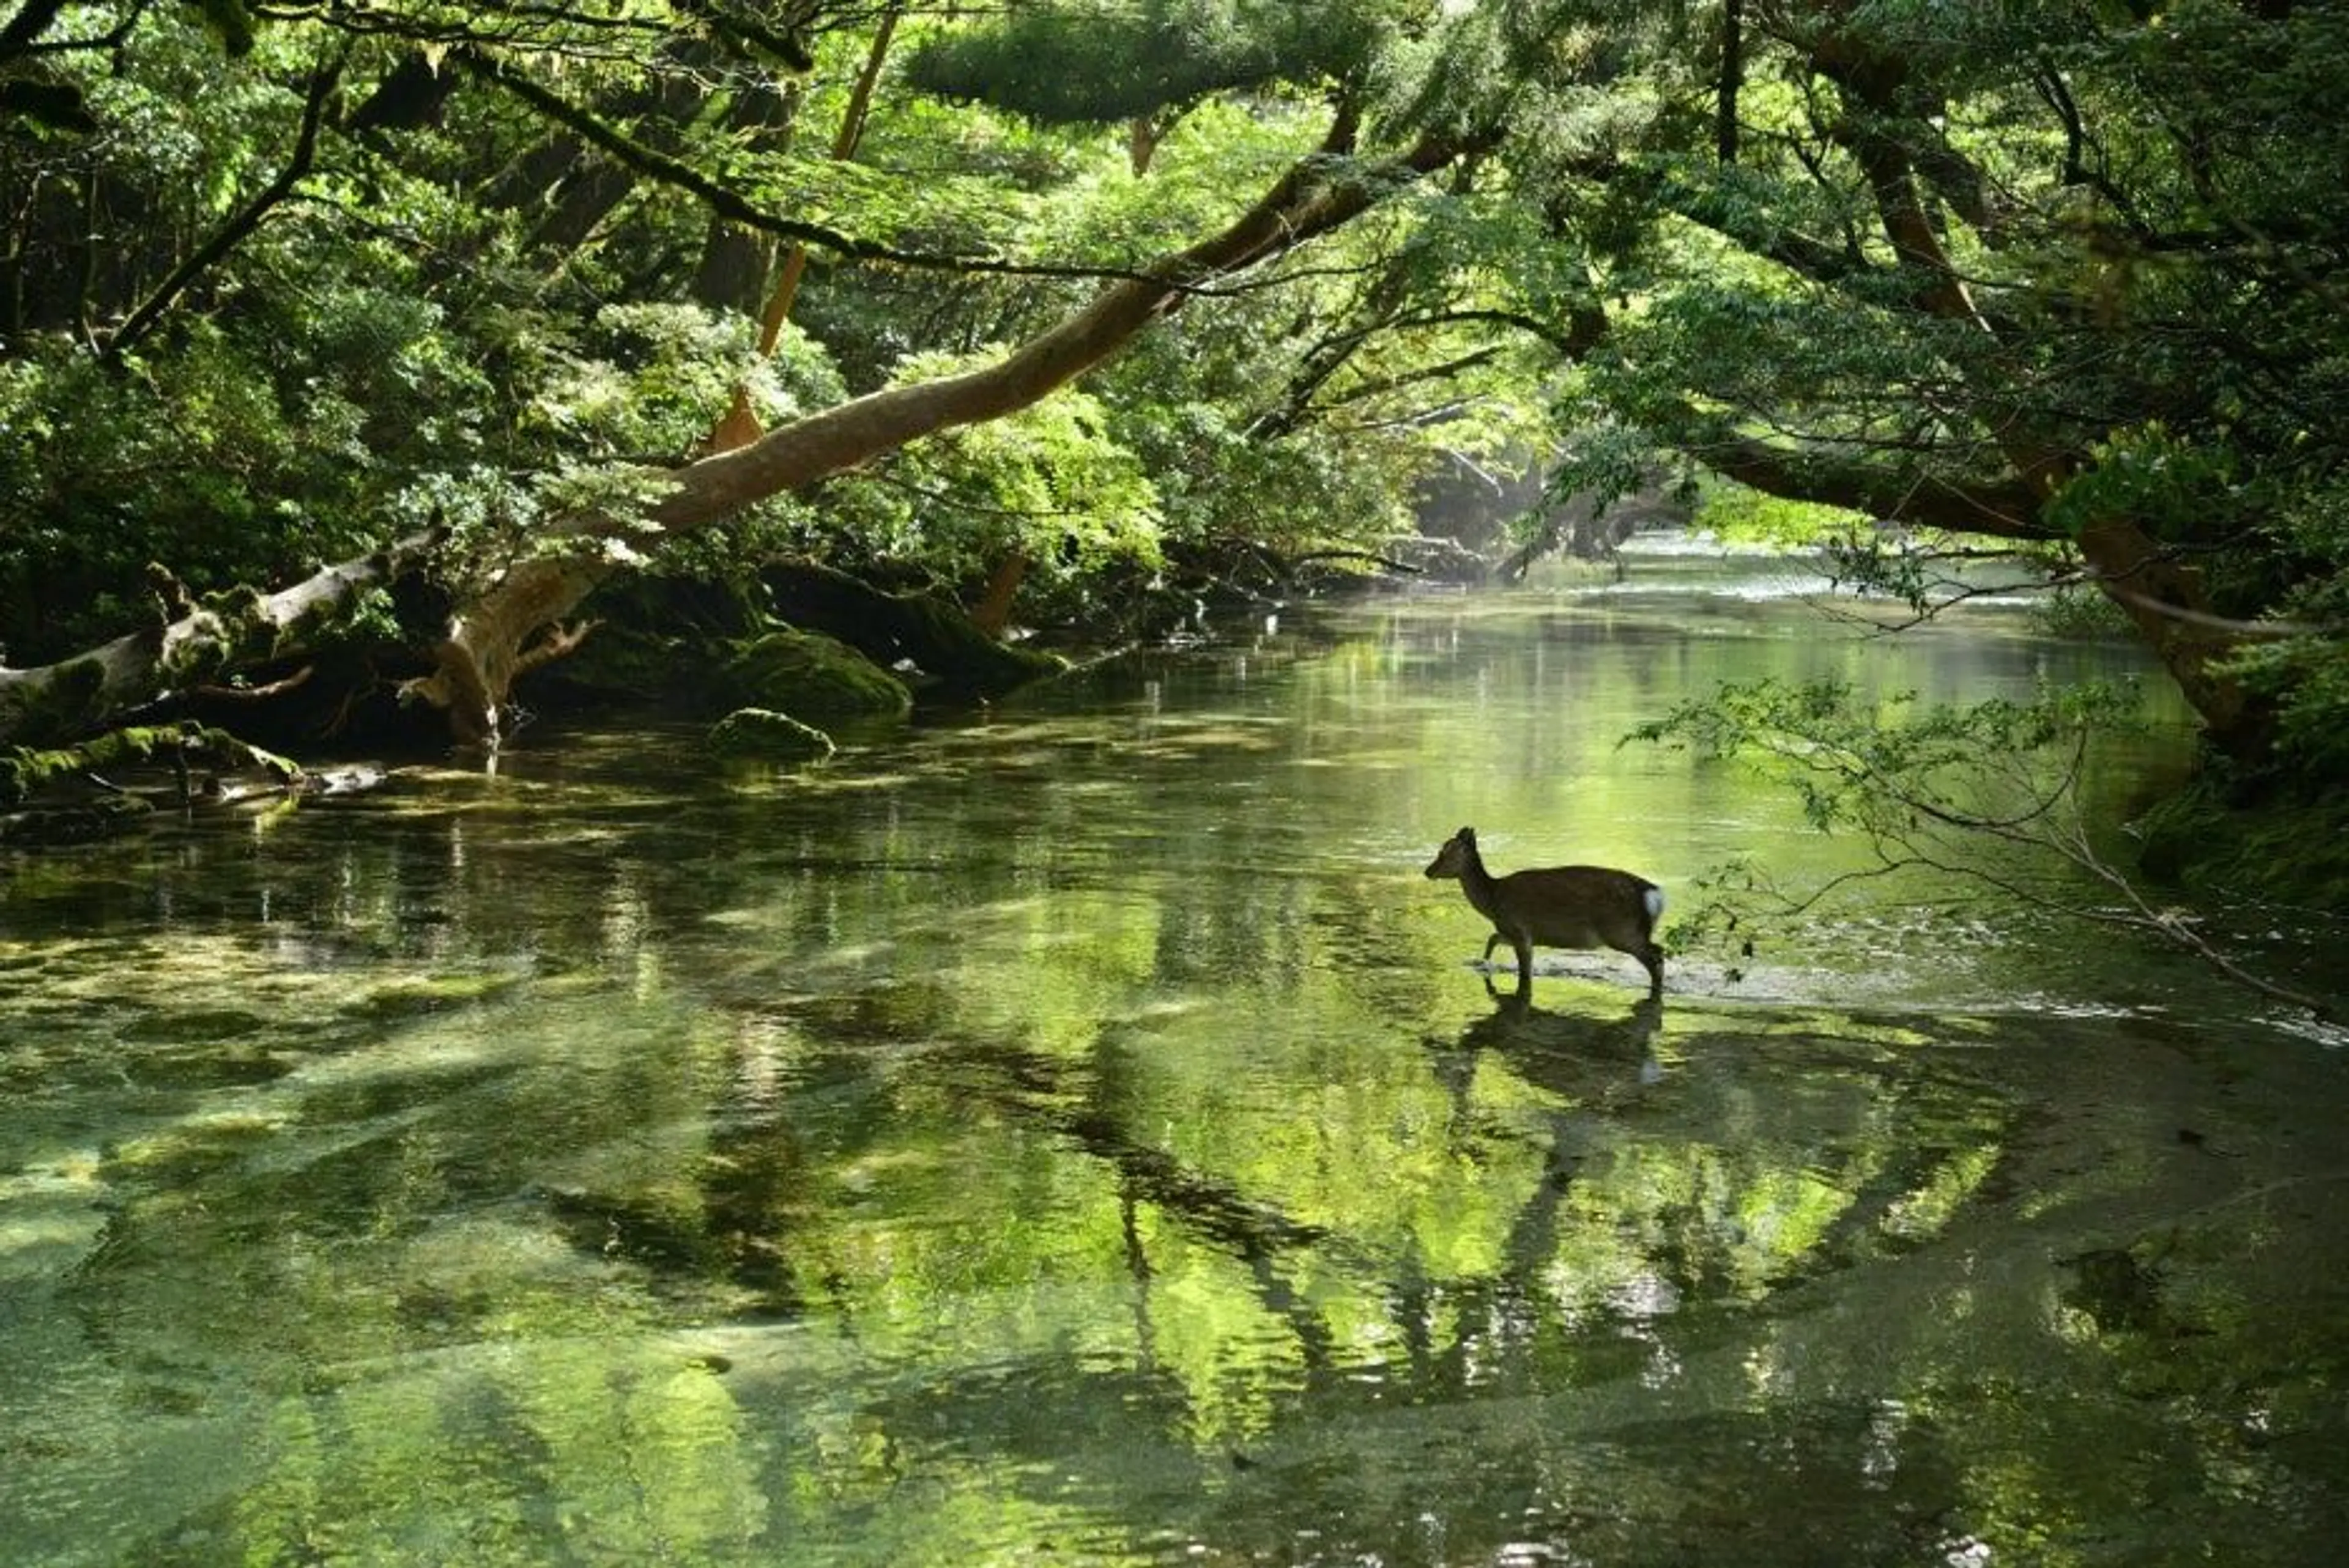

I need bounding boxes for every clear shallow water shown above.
[5,547,2347,1566]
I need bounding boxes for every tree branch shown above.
[103,53,343,364]
[0,0,61,59]
[1694,426,2050,538]
[459,42,1273,294]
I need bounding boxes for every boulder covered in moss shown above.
[765,561,1066,700]
[721,629,912,719]
[708,708,836,763]
[554,574,769,705]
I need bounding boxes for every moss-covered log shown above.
[0,720,313,844]
[0,720,303,806]
[0,536,439,750]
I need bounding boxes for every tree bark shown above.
[1716,0,1743,166]
[703,4,897,456]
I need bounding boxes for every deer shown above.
[1423,826,1666,998]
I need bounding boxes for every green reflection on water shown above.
[5,558,2347,1566]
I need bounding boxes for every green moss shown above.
[3,656,113,745]
[105,1112,288,1178]
[199,582,269,633]
[2,741,98,805]
[354,973,527,1019]
[708,707,836,763]
[895,593,1067,696]
[0,722,300,807]
[721,630,912,719]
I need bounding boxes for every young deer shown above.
[1423,826,1666,997]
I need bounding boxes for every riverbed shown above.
[4,541,2345,1565]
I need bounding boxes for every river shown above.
[4,539,2346,1566]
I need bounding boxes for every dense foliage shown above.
[0,1,1544,671]
[1,1,2342,812]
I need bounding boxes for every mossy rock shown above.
[893,590,1066,695]
[549,623,692,704]
[762,561,1066,700]
[721,629,912,719]
[553,573,771,706]
[709,708,836,763]
[352,972,528,1020]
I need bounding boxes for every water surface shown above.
[5,545,2346,1566]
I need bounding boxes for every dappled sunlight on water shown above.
[6,550,2347,1566]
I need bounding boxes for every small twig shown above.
[193,665,314,702]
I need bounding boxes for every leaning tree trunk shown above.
[409,114,1473,747]
[1811,31,2264,757]
[0,115,1475,753]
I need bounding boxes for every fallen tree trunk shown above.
[0,534,440,749]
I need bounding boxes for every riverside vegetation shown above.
[0,1,2342,926]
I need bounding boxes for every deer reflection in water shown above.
[1433,991,1666,1113]
[1405,991,1671,1361]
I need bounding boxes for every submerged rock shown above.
[708,708,836,763]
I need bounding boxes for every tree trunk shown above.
[2073,516,2259,749]
[702,6,897,456]
[970,554,1031,637]
[1809,28,2260,754]
[407,116,1472,747]
[0,534,440,747]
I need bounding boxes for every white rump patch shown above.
[1644,886,1666,920]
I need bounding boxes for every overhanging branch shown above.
[459,45,1367,295]
[1696,426,2049,538]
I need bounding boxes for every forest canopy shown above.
[0,1,2342,804]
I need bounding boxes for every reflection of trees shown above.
[32,691,2343,1566]
[926,1023,1345,1379]
[650,947,2050,1536]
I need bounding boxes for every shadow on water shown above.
[6,560,2349,1566]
